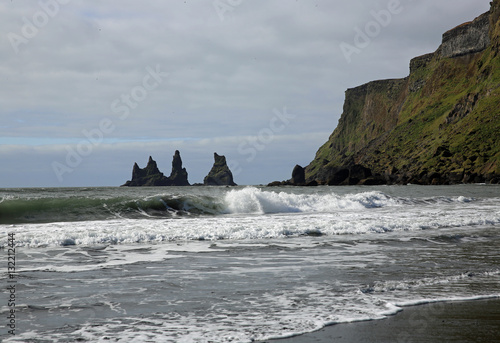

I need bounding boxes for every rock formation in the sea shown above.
[268,164,320,186]
[291,165,306,185]
[300,2,500,185]
[203,153,237,186]
[168,150,190,186]
[121,150,190,186]
[121,156,167,187]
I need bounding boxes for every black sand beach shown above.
[259,299,500,343]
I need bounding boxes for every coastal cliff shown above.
[305,2,500,185]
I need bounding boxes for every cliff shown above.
[204,153,237,186]
[438,12,491,58]
[305,2,500,185]
[122,150,190,186]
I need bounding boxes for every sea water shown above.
[0,185,499,342]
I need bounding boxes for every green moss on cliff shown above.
[306,3,500,184]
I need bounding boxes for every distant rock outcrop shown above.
[291,165,306,185]
[168,150,190,186]
[203,153,237,186]
[121,156,167,187]
[121,150,190,186]
[268,164,318,186]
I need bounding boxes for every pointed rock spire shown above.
[203,153,237,186]
[169,150,190,186]
[122,151,191,186]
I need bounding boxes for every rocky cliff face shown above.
[438,12,490,58]
[122,150,190,186]
[305,2,500,185]
[204,153,237,186]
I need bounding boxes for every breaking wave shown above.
[224,187,396,214]
[0,186,484,225]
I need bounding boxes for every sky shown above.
[0,0,492,187]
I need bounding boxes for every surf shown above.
[0,186,490,224]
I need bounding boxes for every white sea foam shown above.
[7,291,498,343]
[223,187,397,214]
[396,294,500,307]
[20,246,183,273]
[362,270,500,294]
[2,186,500,343]
[4,194,500,248]
[1,185,496,225]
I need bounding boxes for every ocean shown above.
[0,185,499,342]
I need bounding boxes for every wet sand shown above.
[258,298,500,343]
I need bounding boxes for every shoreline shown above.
[257,298,500,343]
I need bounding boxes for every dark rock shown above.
[305,180,318,187]
[267,165,318,186]
[267,181,285,187]
[465,173,486,183]
[433,145,453,158]
[142,157,162,177]
[348,164,372,184]
[122,151,190,186]
[359,176,386,185]
[324,165,373,185]
[304,230,323,237]
[429,172,444,185]
[449,170,465,184]
[397,173,410,185]
[291,165,306,185]
[383,166,400,184]
[485,173,497,183]
[327,167,350,185]
[204,153,237,186]
[463,173,476,183]
[168,150,190,186]
[122,156,167,187]
[445,93,480,125]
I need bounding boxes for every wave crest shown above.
[223,187,395,214]
[0,186,489,225]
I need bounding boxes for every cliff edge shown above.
[305,2,500,185]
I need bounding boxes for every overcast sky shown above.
[0,0,491,187]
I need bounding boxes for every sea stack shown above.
[290,165,306,185]
[203,153,237,186]
[121,150,190,186]
[168,150,190,186]
[121,156,167,186]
